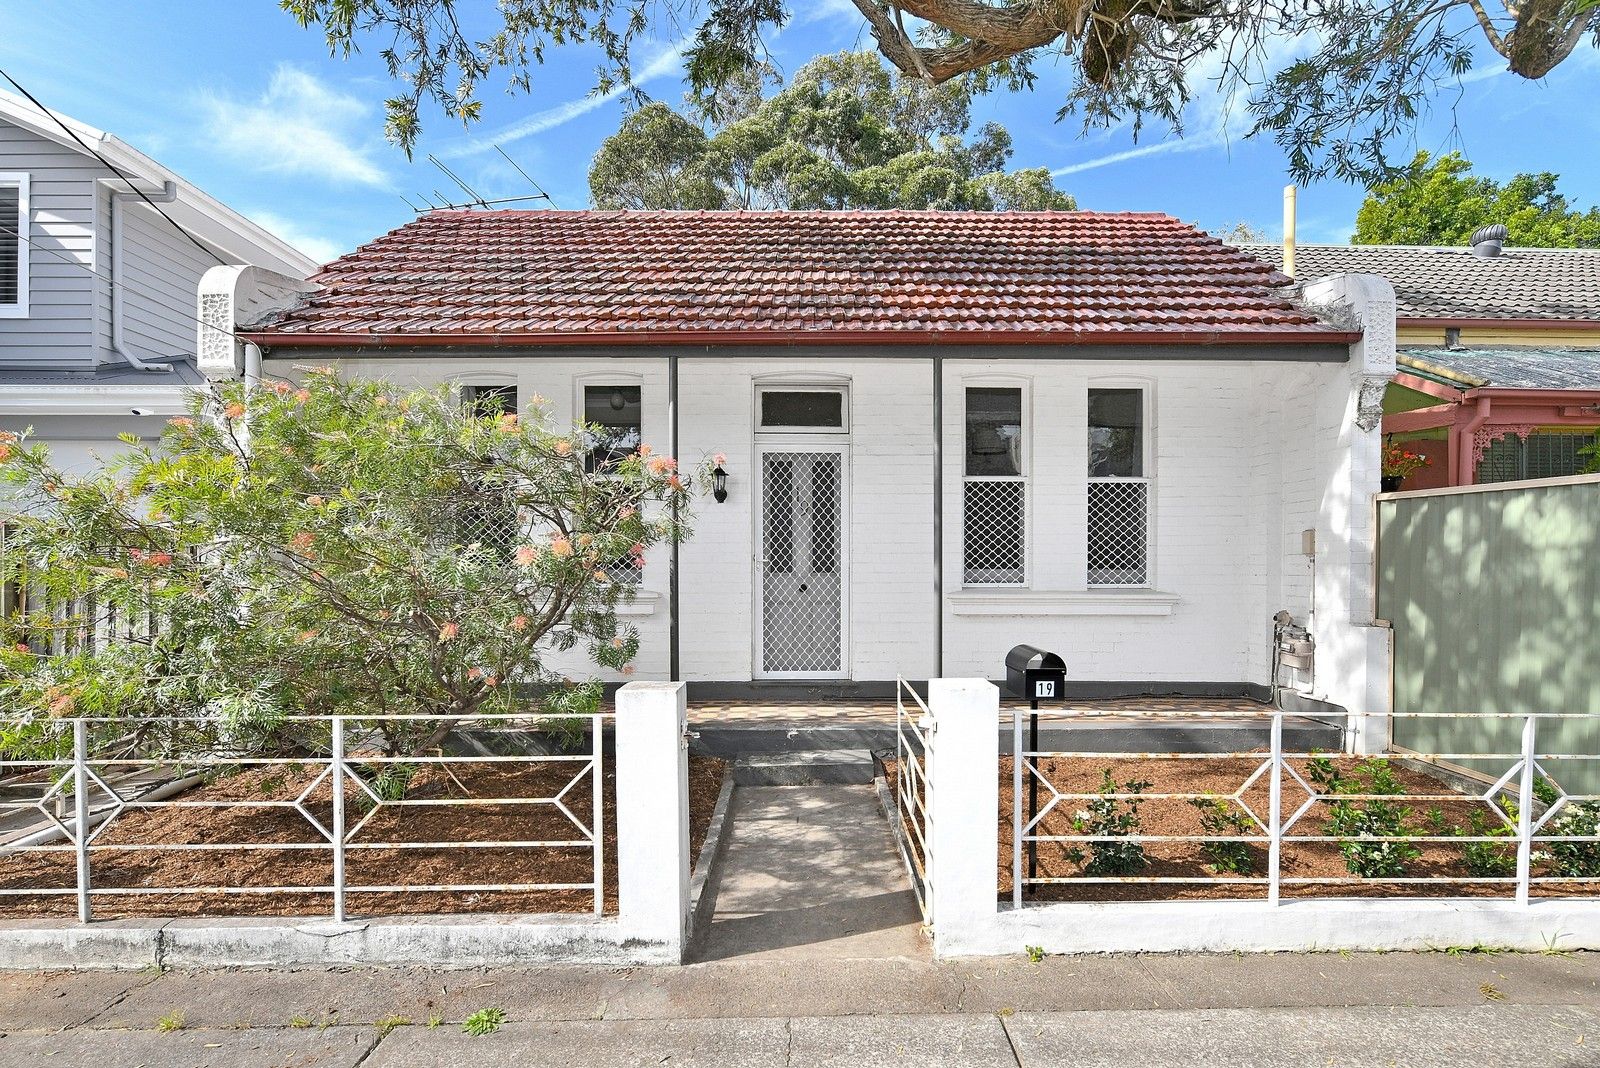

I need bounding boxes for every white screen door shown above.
[756,447,847,677]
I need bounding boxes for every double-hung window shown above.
[1087,387,1150,586]
[584,384,645,584]
[963,387,1026,585]
[0,173,28,317]
[458,384,521,555]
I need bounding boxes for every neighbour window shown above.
[464,384,518,418]
[1477,431,1591,484]
[1087,388,1149,586]
[583,384,645,585]
[963,387,1025,585]
[0,173,27,316]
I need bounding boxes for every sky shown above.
[2,1,1596,264]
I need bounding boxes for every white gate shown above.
[894,677,933,924]
[754,446,847,678]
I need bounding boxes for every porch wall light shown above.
[712,465,729,503]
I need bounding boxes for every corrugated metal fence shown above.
[1376,474,1600,793]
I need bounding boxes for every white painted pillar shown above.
[927,678,1000,958]
[615,681,690,961]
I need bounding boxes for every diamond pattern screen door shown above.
[756,448,846,677]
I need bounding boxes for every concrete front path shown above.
[4,952,1600,1066]
[693,784,926,962]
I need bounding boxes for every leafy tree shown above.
[0,371,698,760]
[589,52,1074,210]
[1355,151,1600,247]
[282,0,1598,183]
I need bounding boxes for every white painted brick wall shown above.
[296,349,1373,691]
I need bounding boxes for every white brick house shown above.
[205,210,1394,719]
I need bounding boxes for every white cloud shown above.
[202,66,391,188]
[437,38,693,159]
[241,209,346,265]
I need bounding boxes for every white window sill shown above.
[614,590,661,616]
[948,589,1179,617]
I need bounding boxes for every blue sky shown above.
[3,1,1596,263]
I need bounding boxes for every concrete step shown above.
[733,749,877,786]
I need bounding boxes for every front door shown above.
[755,447,847,678]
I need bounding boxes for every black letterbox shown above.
[1004,644,1067,702]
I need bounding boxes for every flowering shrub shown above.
[0,371,703,760]
[1307,755,1421,878]
[1382,441,1432,479]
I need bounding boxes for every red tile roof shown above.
[248,210,1353,348]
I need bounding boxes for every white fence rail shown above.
[1011,709,1600,907]
[0,711,610,924]
[894,676,934,924]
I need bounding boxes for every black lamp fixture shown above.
[711,464,729,503]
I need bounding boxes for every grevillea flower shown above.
[611,637,625,649]
[497,412,518,432]
[553,439,572,456]
[511,615,529,632]
[484,675,499,688]
[223,402,247,420]
[168,417,194,429]
[374,395,389,407]
[467,666,483,680]
[307,495,325,507]
[293,389,311,404]
[128,548,146,563]
[576,533,593,549]
[438,621,459,642]
[621,664,636,677]
[296,629,319,643]
[667,475,683,490]
[550,537,573,557]
[593,569,609,582]
[639,444,652,457]
[712,452,727,466]
[514,545,539,567]
[270,380,293,396]
[290,532,315,551]
[629,542,645,556]
[0,444,10,463]
[46,689,75,717]
[147,552,173,567]
[619,506,637,520]
[14,643,30,653]
[647,456,673,475]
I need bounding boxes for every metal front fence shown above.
[1011,709,1600,907]
[895,677,933,924]
[0,712,610,923]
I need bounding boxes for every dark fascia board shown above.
[261,341,1351,364]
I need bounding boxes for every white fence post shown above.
[73,719,91,924]
[1268,713,1283,906]
[615,681,690,962]
[331,716,346,924]
[1516,714,1538,907]
[927,678,999,958]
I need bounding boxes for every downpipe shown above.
[103,178,179,373]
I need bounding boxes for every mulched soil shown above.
[0,753,726,921]
[884,755,1600,902]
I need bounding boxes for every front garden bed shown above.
[0,754,725,920]
[887,753,1600,902]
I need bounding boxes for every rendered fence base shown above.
[0,912,681,970]
[941,898,1600,957]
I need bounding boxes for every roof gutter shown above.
[241,327,1362,349]
[1402,316,1600,332]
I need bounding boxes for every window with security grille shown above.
[1477,431,1591,484]
[1088,388,1149,586]
[584,385,643,470]
[456,386,520,556]
[963,387,1025,584]
[0,177,23,310]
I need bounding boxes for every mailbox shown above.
[1005,644,1067,703]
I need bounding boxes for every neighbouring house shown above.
[198,209,1395,724]
[1244,236,1600,488]
[0,89,318,473]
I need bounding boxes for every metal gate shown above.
[755,447,846,677]
[893,677,933,924]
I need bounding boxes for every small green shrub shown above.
[1309,756,1420,879]
[1187,795,1257,875]
[1538,801,1600,879]
[1459,809,1516,878]
[1067,769,1153,876]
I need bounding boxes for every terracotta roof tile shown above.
[252,210,1347,347]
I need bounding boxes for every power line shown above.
[0,218,261,357]
[0,67,226,267]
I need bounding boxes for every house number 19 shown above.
[1035,680,1057,698]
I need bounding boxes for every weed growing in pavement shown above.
[1025,945,1045,963]
[156,1010,185,1033]
[462,1007,507,1036]
[375,1014,411,1037]
[288,1016,312,1029]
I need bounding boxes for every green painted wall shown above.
[1377,478,1600,795]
